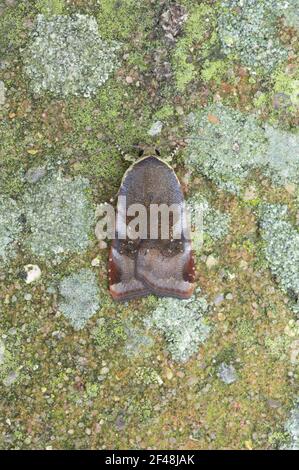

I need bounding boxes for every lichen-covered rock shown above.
[187,195,230,242]
[24,174,94,258]
[263,125,299,187]
[0,196,22,264]
[24,14,120,97]
[218,0,288,72]
[259,204,299,307]
[146,294,210,363]
[186,103,267,193]
[58,269,100,330]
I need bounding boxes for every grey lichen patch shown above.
[218,0,288,73]
[187,195,230,243]
[259,204,299,308]
[0,196,22,264]
[123,325,154,358]
[146,294,210,363]
[186,104,267,193]
[23,14,120,97]
[58,269,100,330]
[283,0,299,30]
[263,125,299,187]
[24,174,94,258]
[282,404,299,450]
[0,339,18,387]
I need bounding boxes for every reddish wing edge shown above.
[109,243,195,302]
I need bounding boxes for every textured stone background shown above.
[0,0,298,450]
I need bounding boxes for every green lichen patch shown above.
[259,204,299,308]
[218,0,288,73]
[97,0,151,41]
[172,3,219,91]
[23,14,120,97]
[0,197,22,265]
[92,317,127,352]
[271,64,299,126]
[186,103,267,193]
[23,174,94,258]
[0,1,31,58]
[35,0,65,17]
[58,268,100,330]
[146,294,211,363]
[0,120,25,198]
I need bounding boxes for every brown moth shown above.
[109,148,195,301]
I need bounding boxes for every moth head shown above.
[135,145,161,160]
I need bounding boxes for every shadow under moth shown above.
[109,153,195,301]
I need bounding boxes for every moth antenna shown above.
[164,143,181,163]
[169,143,181,160]
[113,141,133,162]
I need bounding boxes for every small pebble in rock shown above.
[125,76,134,84]
[115,413,126,431]
[91,257,100,267]
[226,293,233,300]
[24,293,32,301]
[214,293,224,305]
[3,371,18,387]
[24,264,42,284]
[165,368,173,380]
[243,186,257,201]
[148,121,163,136]
[239,260,248,270]
[0,341,5,365]
[0,80,6,106]
[206,255,219,270]
[217,363,238,385]
[267,399,282,409]
[100,367,109,375]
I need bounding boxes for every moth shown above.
[109,147,195,301]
